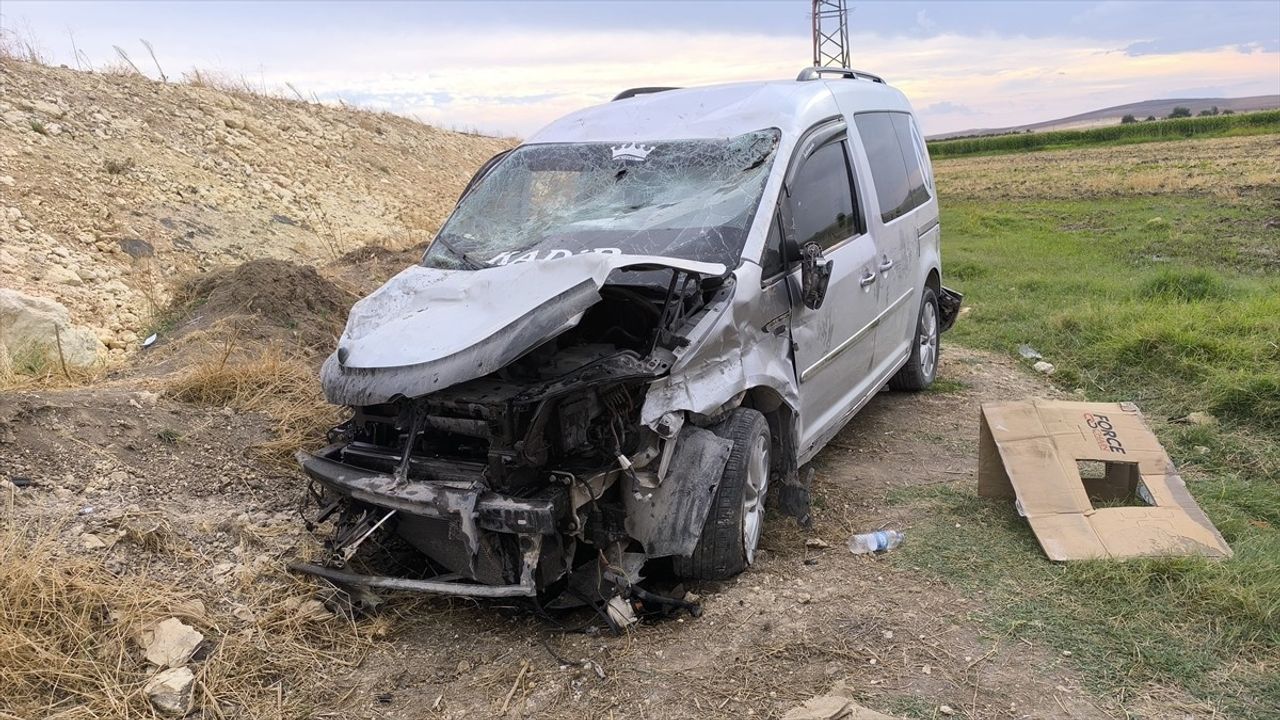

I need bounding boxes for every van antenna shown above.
[811,0,851,68]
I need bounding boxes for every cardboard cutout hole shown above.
[1077,460,1150,508]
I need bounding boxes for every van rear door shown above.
[850,111,936,371]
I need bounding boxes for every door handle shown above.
[878,259,894,272]
[859,272,876,287]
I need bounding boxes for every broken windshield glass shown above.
[423,129,782,271]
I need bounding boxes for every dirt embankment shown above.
[0,58,511,361]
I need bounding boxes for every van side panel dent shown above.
[641,268,800,439]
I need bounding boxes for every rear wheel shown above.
[889,286,940,391]
[673,409,771,581]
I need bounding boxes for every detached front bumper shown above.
[294,445,567,597]
[297,445,565,535]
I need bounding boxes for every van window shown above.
[788,140,860,251]
[891,113,932,212]
[760,211,785,278]
[854,112,930,223]
[906,115,934,192]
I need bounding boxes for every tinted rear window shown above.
[854,112,931,223]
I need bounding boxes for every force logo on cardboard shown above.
[1084,413,1126,455]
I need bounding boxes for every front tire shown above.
[673,409,771,581]
[889,286,940,391]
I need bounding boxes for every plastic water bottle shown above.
[847,530,904,555]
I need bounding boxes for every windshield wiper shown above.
[430,235,485,270]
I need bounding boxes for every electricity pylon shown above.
[812,0,850,69]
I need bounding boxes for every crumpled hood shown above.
[321,253,726,406]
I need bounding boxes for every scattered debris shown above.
[293,598,333,623]
[1032,360,1056,375]
[805,537,831,549]
[847,530,904,555]
[979,399,1232,560]
[143,617,205,668]
[782,681,906,720]
[144,666,195,717]
[1017,344,1042,360]
[79,532,109,550]
[605,596,639,629]
[1172,411,1218,426]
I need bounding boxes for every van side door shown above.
[851,111,936,372]
[775,123,882,458]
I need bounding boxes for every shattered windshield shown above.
[423,129,781,271]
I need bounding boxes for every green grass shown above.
[892,190,1280,715]
[891,485,1279,718]
[928,109,1280,157]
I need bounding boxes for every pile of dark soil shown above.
[165,258,357,353]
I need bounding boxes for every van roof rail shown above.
[796,66,885,84]
[612,87,681,102]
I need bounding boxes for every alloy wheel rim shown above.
[920,301,938,379]
[743,434,770,564]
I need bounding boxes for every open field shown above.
[3,56,1278,718]
[901,132,1280,717]
[928,109,1280,157]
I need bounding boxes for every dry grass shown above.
[0,519,379,719]
[164,332,340,462]
[0,344,106,392]
[933,133,1280,201]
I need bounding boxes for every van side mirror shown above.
[799,242,833,310]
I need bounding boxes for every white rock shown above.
[42,264,83,286]
[1033,361,1056,376]
[143,618,204,668]
[1185,411,1217,426]
[80,533,108,550]
[0,175,13,186]
[0,289,105,368]
[30,100,65,118]
[294,598,333,622]
[144,666,195,717]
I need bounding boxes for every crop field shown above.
[892,131,1280,717]
[928,109,1280,157]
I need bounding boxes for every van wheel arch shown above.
[743,388,809,524]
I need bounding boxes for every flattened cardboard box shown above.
[978,399,1232,561]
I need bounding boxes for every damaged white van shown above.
[293,68,960,609]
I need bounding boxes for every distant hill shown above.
[930,95,1280,140]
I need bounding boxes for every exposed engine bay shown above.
[294,260,742,622]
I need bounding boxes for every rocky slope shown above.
[0,58,511,364]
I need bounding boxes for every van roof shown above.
[527,76,913,145]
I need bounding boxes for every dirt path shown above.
[1,347,1136,719]
[325,347,1126,720]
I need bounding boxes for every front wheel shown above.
[889,286,939,391]
[673,409,771,581]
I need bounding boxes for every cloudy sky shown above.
[3,1,1278,137]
